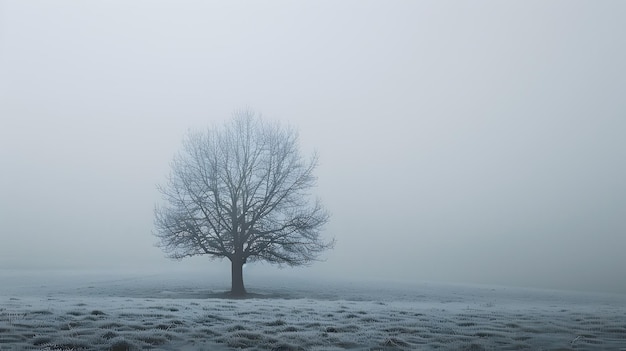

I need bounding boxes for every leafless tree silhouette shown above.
[154,111,332,296]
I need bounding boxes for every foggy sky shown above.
[1,1,625,293]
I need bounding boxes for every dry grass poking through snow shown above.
[2,290,626,351]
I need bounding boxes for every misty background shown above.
[1,1,625,294]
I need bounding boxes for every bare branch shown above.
[154,110,333,272]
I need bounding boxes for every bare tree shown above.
[154,111,333,296]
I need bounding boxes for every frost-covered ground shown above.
[1,270,625,351]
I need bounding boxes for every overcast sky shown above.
[1,1,625,293]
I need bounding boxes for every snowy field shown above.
[1,270,626,351]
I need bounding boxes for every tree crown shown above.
[154,111,333,266]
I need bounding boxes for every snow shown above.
[1,270,626,350]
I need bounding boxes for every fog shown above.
[1,1,625,294]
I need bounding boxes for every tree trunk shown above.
[230,256,246,297]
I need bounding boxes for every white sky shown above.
[1,0,625,293]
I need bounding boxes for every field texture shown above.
[1,271,625,350]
